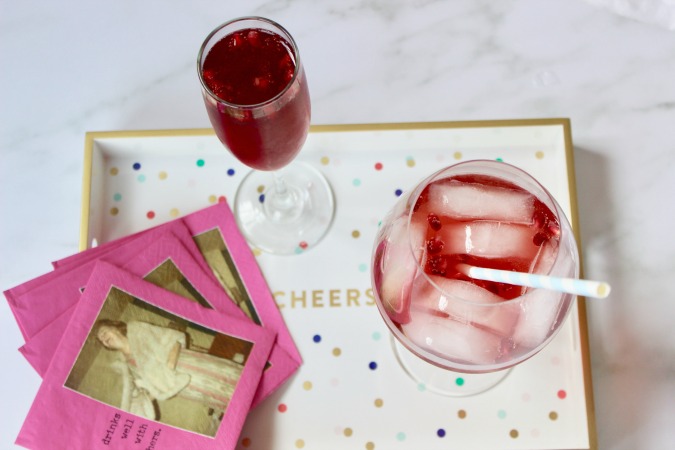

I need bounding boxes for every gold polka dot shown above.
[510,429,519,438]
[109,167,119,176]
[374,398,383,408]
[320,156,330,165]
[406,158,415,167]
[458,409,467,419]
[110,207,119,216]
[332,347,342,357]
[169,208,180,218]
[343,428,353,437]
[549,411,558,421]
[257,185,265,194]
[365,442,375,450]
[302,381,313,391]
[158,171,168,180]
[453,151,462,160]
[208,195,218,204]
[351,230,360,238]
[295,439,305,448]
[535,150,545,159]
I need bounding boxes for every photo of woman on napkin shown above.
[94,319,243,422]
[65,287,250,438]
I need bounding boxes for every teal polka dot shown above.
[352,178,361,187]
[358,263,367,272]
[372,331,382,341]
[496,157,504,162]
[137,174,146,182]
[455,377,465,386]
[294,247,304,255]
[196,159,205,167]
[417,383,426,392]
[498,409,507,419]
[396,432,406,442]
[113,193,122,201]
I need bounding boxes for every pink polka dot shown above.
[374,162,383,171]
[277,403,287,413]
[299,241,308,249]
[557,390,567,399]
[146,211,155,219]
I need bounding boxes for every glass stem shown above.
[271,170,294,212]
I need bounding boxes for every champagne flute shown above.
[198,17,334,255]
[371,160,579,395]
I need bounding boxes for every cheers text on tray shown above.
[274,288,374,309]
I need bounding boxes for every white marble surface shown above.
[1,1,673,449]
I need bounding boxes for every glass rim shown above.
[197,16,301,110]
[405,159,575,307]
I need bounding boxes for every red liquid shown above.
[412,174,561,300]
[201,28,310,171]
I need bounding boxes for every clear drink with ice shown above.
[371,160,579,376]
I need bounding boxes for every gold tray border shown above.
[80,118,596,449]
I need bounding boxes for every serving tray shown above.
[81,119,596,450]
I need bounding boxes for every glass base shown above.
[392,337,511,396]
[234,162,335,255]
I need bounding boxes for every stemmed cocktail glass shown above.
[371,160,580,395]
[198,17,334,255]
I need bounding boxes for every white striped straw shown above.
[458,264,611,299]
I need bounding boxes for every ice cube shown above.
[529,239,558,275]
[437,221,539,260]
[529,238,576,280]
[428,180,535,224]
[411,275,519,336]
[379,216,426,324]
[402,311,502,365]
[512,289,564,349]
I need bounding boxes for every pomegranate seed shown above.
[426,255,449,276]
[228,33,244,48]
[532,232,547,246]
[426,238,444,254]
[253,76,269,89]
[247,30,260,46]
[427,213,442,231]
[279,53,293,69]
[211,81,226,96]
[202,69,215,82]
